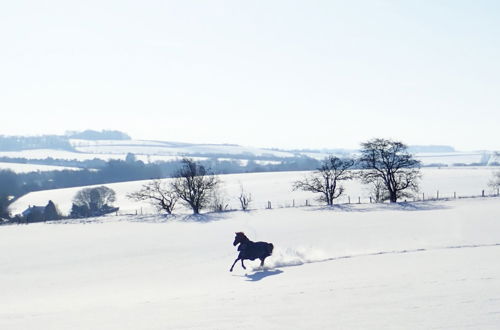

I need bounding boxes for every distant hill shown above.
[0,135,72,151]
[0,131,131,152]
[408,145,455,153]
[65,130,131,141]
[1,132,497,168]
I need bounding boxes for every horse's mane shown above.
[235,232,248,240]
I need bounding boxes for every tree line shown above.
[0,130,131,152]
[9,186,119,222]
[0,154,325,201]
[5,138,497,222]
[129,139,424,216]
[294,138,421,204]
[0,138,423,220]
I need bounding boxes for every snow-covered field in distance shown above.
[0,162,81,173]
[9,167,499,216]
[0,139,498,167]
[1,197,500,330]
[69,139,297,158]
[0,149,125,161]
[415,151,494,166]
[0,149,191,163]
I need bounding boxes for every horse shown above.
[229,232,274,272]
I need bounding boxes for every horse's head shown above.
[233,232,248,246]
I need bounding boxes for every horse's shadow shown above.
[244,269,284,282]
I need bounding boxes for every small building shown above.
[21,205,45,219]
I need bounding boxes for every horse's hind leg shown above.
[241,259,246,269]
[260,258,265,269]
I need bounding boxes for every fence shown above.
[114,187,500,216]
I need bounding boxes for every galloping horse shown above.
[230,232,274,272]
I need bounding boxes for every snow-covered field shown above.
[1,196,500,329]
[1,143,498,170]
[8,167,499,216]
[69,139,297,158]
[415,152,489,166]
[0,162,81,173]
[0,149,193,163]
[0,149,125,161]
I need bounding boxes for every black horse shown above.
[230,232,274,272]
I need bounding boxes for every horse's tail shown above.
[267,243,274,256]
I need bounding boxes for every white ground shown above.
[0,149,125,161]
[69,139,297,158]
[1,197,500,329]
[2,143,497,167]
[0,162,81,173]
[9,167,499,216]
[0,149,193,163]
[414,152,488,166]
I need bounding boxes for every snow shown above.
[0,149,206,163]
[1,144,497,168]
[0,162,81,173]
[0,149,125,161]
[69,139,297,158]
[415,152,487,166]
[69,139,171,147]
[1,197,500,329]
[8,167,498,216]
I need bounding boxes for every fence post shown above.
[454,192,457,199]
[348,196,351,204]
[267,201,272,209]
[305,199,309,207]
[370,197,372,203]
[293,199,295,207]
[422,193,425,201]
[482,190,485,197]
[437,190,439,200]
[358,196,361,204]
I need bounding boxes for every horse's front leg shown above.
[260,258,265,268]
[230,258,240,272]
[241,258,246,269]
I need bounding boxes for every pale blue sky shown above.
[1,1,499,150]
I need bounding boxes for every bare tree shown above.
[44,200,61,221]
[127,179,178,215]
[489,171,500,192]
[171,158,219,214]
[0,195,10,219]
[71,186,117,217]
[359,138,421,203]
[293,155,355,206]
[209,187,229,212]
[238,185,252,211]
[369,178,389,203]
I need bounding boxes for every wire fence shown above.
[115,187,500,217]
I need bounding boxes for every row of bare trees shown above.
[293,138,422,205]
[128,158,223,215]
[128,139,422,215]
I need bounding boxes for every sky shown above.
[1,0,499,151]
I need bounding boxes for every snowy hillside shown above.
[0,162,81,173]
[414,151,491,166]
[0,137,498,167]
[1,197,500,329]
[69,139,298,158]
[8,167,497,216]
